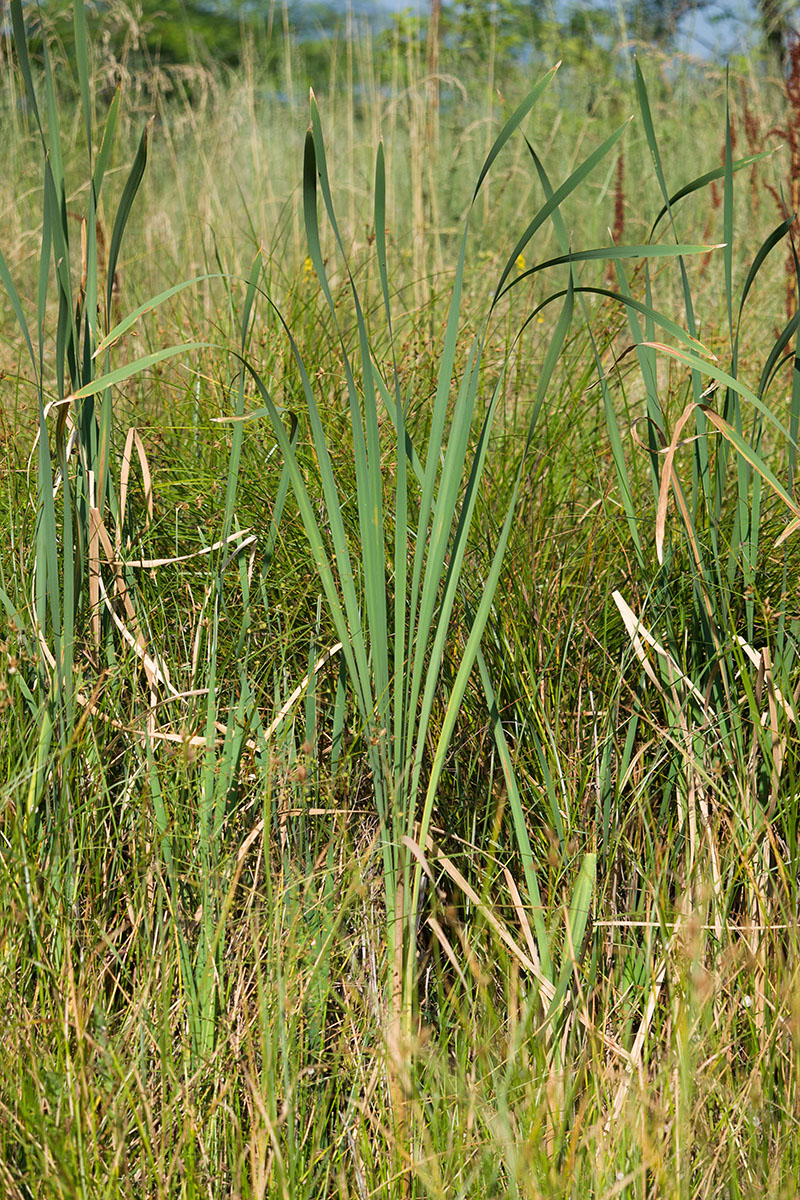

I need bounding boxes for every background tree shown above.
[627,0,716,46]
[758,0,790,65]
[6,0,794,79]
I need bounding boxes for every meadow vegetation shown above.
[1,2,800,1196]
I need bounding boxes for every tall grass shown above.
[1,4,800,1197]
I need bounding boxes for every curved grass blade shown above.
[494,119,632,302]
[94,275,222,358]
[756,314,798,401]
[648,150,775,241]
[222,253,263,543]
[477,647,552,979]
[9,0,41,133]
[735,215,794,343]
[642,342,797,448]
[698,404,799,522]
[472,63,559,199]
[0,245,36,376]
[94,86,121,199]
[374,140,410,774]
[499,241,721,305]
[107,119,152,317]
[66,342,206,401]
[545,852,597,1023]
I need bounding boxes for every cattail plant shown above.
[228,71,721,1168]
[589,65,800,1047]
[1,0,150,826]
[0,0,249,1066]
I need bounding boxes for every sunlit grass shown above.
[0,3,799,1197]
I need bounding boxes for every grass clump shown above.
[1,3,800,1197]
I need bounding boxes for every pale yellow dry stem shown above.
[118,426,154,555]
[655,399,700,565]
[412,835,632,1064]
[504,863,541,972]
[88,483,101,649]
[700,789,724,943]
[388,875,410,1199]
[425,916,470,992]
[609,919,680,1126]
[762,647,784,796]
[685,735,698,877]
[613,590,709,711]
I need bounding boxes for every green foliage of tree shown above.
[758,0,790,65]
[626,0,714,47]
[126,0,249,66]
[561,6,618,72]
[442,0,545,69]
[6,0,788,82]
[3,0,251,71]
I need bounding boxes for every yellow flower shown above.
[303,256,313,276]
[516,253,526,272]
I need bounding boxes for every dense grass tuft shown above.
[1,4,800,1197]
